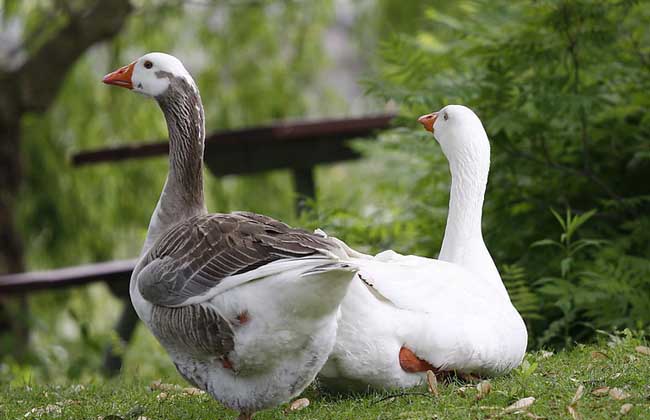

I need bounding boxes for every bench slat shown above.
[0,259,137,293]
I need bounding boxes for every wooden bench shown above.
[0,259,138,374]
[74,114,394,213]
[0,114,394,374]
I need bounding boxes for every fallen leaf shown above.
[149,380,182,392]
[476,381,492,401]
[426,370,438,397]
[24,400,79,418]
[288,398,309,412]
[609,388,630,400]
[182,387,205,396]
[611,373,622,380]
[524,413,545,419]
[24,404,62,418]
[567,405,582,420]
[635,346,650,356]
[136,417,151,420]
[502,397,536,414]
[620,403,633,415]
[590,351,608,360]
[457,385,472,397]
[478,406,502,410]
[570,384,585,405]
[156,392,168,401]
[591,386,610,396]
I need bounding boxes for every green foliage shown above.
[355,0,650,347]
[533,209,605,348]
[302,128,450,257]
[16,0,338,270]
[530,208,650,349]
[511,355,538,395]
[501,264,541,324]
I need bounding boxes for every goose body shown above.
[131,212,356,413]
[320,105,527,391]
[103,53,357,419]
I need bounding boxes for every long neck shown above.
[142,80,207,252]
[438,147,509,299]
[439,155,489,255]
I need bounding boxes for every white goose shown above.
[319,105,528,391]
[102,52,358,419]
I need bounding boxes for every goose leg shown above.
[238,412,253,420]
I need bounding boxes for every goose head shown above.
[102,52,197,98]
[418,105,490,164]
[102,52,206,208]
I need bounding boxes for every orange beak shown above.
[102,62,135,89]
[418,112,438,133]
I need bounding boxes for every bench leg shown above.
[291,166,316,216]
[102,296,139,376]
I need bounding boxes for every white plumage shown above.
[320,105,527,390]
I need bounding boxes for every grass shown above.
[1,333,649,420]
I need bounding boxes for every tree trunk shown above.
[0,0,133,359]
[0,119,29,359]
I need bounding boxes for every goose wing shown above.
[136,212,342,307]
[353,253,504,314]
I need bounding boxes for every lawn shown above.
[2,333,649,420]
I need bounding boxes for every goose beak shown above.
[418,112,437,133]
[102,62,135,89]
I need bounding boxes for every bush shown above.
[324,0,650,347]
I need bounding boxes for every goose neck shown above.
[159,82,206,206]
[440,156,489,257]
[142,79,207,252]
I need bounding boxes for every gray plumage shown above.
[157,71,206,211]
[150,302,235,358]
[117,56,358,417]
[134,71,346,366]
[137,211,342,307]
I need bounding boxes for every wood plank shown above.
[72,114,394,174]
[5,115,394,295]
[0,259,137,293]
[291,167,316,216]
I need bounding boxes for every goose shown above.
[318,105,528,391]
[102,52,358,420]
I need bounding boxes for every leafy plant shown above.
[501,264,541,340]
[363,0,650,348]
[511,356,539,396]
[532,209,605,348]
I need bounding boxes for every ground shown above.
[2,334,649,420]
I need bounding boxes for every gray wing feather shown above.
[149,303,234,358]
[137,212,339,307]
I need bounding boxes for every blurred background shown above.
[1,0,649,385]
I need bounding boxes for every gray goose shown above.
[102,52,357,420]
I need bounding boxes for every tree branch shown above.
[497,134,622,201]
[13,0,133,114]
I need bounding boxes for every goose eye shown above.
[144,60,153,69]
[443,113,449,121]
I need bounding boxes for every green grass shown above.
[2,333,650,420]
